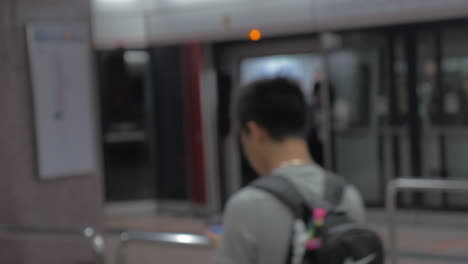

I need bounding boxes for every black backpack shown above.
[252,174,384,264]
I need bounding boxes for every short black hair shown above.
[235,77,308,141]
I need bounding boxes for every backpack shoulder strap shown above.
[323,172,347,207]
[251,176,307,219]
[251,176,309,264]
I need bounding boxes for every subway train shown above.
[93,0,468,214]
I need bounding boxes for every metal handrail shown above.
[0,224,105,264]
[116,231,212,264]
[386,178,468,264]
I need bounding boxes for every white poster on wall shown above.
[27,23,97,180]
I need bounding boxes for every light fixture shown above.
[249,29,262,42]
[124,51,149,65]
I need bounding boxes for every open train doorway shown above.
[214,33,389,208]
[214,38,326,205]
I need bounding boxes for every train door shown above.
[385,25,468,209]
[215,38,325,205]
[324,33,388,206]
[437,27,468,209]
[97,49,156,201]
[97,46,192,204]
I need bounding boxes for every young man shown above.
[213,78,365,264]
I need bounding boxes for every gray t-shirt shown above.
[215,165,366,264]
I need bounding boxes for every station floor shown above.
[104,206,468,264]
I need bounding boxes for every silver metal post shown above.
[117,232,130,264]
[386,181,397,264]
[82,227,106,264]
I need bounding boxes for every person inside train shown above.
[307,81,325,167]
[209,77,366,264]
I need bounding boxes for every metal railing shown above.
[0,224,105,264]
[386,178,468,264]
[116,231,212,264]
[0,224,212,264]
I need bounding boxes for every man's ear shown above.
[246,121,268,142]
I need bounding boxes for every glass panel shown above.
[416,32,443,208]
[393,36,409,125]
[327,49,368,129]
[240,53,323,100]
[442,28,468,125]
[417,32,438,126]
[327,33,385,205]
[441,27,468,208]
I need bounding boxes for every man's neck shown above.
[264,138,313,175]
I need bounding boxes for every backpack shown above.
[252,174,384,264]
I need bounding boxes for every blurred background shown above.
[2,0,468,263]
